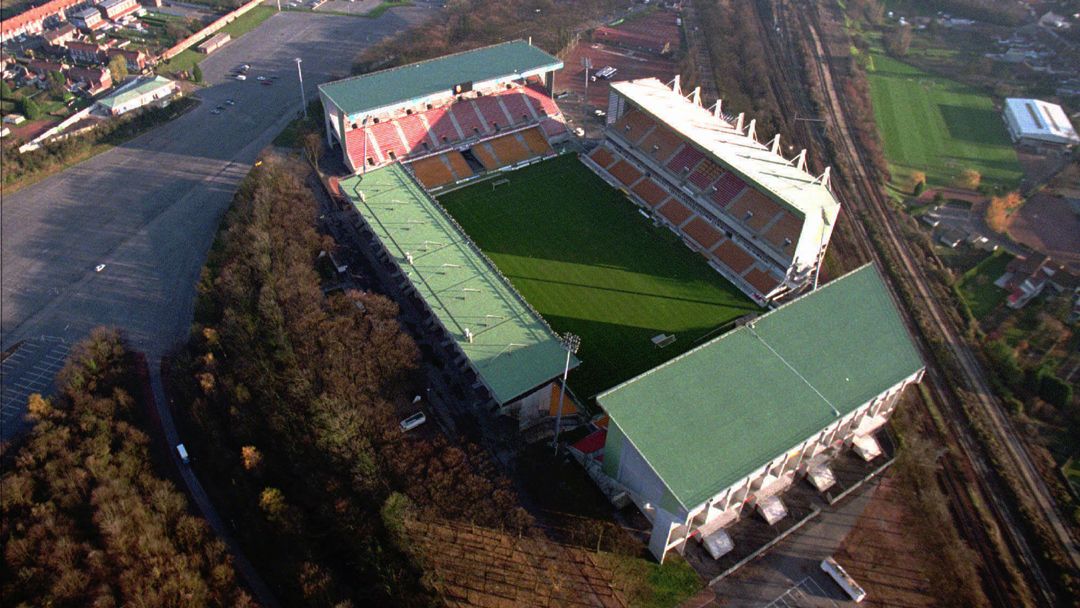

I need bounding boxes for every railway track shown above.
[781,3,1075,604]
[744,0,1072,604]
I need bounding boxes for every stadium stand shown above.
[608,159,643,187]
[371,120,409,160]
[472,142,502,170]
[541,118,567,138]
[658,200,693,226]
[586,77,842,302]
[666,144,705,175]
[712,239,755,274]
[631,177,670,208]
[444,151,473,181]
[452,101,488,136]
[410,155,457,189]
[422,107,463,144]
[588,146,617,169]
[475,94,511,130]
[520,128,554,156]
[525,82,560,117]
[500,92,536,124]
[683,217,723,250]
[488,133,534,165]
[398,114,438,152]
[727,189,782,231]
[637,126,683,164]
[743,267,780,294]
[688,159,725,190]
[613,110,657,145]
[709,172,748,209]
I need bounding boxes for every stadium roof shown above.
[319,40,563,118]
[339,164,577,404]
[597,264,923,510]
[611,78,841,225]
[97,76,175,111]
[1004,98,1080,145]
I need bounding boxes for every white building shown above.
[594,264,924,562]
[1003,98,1080,148]
[95,75,177,115]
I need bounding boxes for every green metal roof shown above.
[340,165,576,404]
[597,264,924,510]
[97,76,174,110]
[318,40,562,118]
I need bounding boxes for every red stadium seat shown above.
[499,91,535,124]
[451,101,488,136]
[474,95,511,131]
[666,144,705,175]
[710,172,747,209]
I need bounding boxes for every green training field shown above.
[867,50,1022,192]
[438,155,759,399]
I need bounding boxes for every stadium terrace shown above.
[319,41,569,175]
[585,77,842,304]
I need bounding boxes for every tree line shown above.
[173,160,536,606]
[0,328,252,608]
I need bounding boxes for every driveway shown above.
[0,7,434,435]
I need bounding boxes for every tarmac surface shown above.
[0,8,433,439]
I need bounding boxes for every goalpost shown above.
[491,178,510,191]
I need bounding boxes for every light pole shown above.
[295,57,306,118]
[551,332,581,453]
[361,115,369,175]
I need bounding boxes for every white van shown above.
[821,557,866,603]
[176,443,190,464]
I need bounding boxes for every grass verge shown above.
[957,249,1013,320]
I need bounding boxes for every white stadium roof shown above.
[611,78,841,225]
[1004,98,1080,146]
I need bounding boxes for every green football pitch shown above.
[867,51,1022,192]
[438,154,760,400]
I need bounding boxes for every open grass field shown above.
[438,154,759,399]
[867,50,1022,192]
[958,249,1014,320]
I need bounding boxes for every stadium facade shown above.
[582,77,841,304]
[318,41,571,184]
[592,264,924,562]
[1002,97,1080,148]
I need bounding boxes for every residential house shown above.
[70,6,104,31]
[67,65,112,94]
[42,23,77,49]
[67,40,107,64]
[106,47,147,72]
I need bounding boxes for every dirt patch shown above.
[833,471,937,607]
[1007,193,1080,273]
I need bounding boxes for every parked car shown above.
[235,74,246,81]
[399,411,427,432]
[176,443,190,464]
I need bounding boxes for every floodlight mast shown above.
[551,332,581,453]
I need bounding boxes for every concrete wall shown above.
[159,0,263,61]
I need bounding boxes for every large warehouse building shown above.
[583,77,841,304]
[593,264,924,562]
[319,41,570,183]
[1002,97,1080,148]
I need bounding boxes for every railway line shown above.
[745,0,1075,604]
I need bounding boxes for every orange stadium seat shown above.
[638,126,683,164]
[410,155,456,188]
[608,159,643,186]
[488,133,532,165]
[688,160,725,190]
[444,151,473,180]
[666,144,705,175]
[712,239,755,274]
[762,211,803,253]
[727,189,782,231]
[520,128,553,156]
[631,177,669,208]
[613,110,656,144]
[657,200,693,226]
[588,146,617,169]
[682,217,723,250]
[471,142,501,170]
[743,267,780,295]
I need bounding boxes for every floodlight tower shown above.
[551,332,581,453]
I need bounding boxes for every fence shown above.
[159,0,264,61]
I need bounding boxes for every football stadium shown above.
[320,41,924,565]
